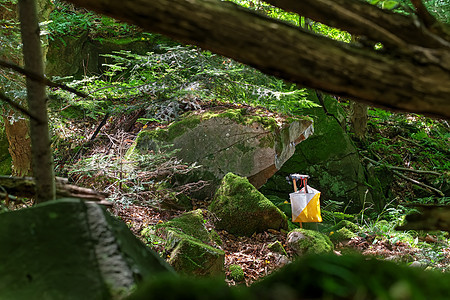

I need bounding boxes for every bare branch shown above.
[0,90,42,122]
[392,170,444,196]
[265,0,450,48]
[363,157,442,176]
[0,59,88,98]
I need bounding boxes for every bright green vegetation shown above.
[48,1,138,38]
[228,264,245,282]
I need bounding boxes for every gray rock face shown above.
[0,198,174,299]
[261,92,389,213]
[133,108,313,197]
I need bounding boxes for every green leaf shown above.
[382,1,399,10]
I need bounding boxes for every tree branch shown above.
[0,90,41,122]
[363,157,442,176]
[62,0,450,119]
[392,170,444,196]
[265,0,450,48]
[0,59,87,98]
[410,0,438,29]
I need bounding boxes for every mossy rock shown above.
[157,209,215,245]
[0,199,173,299]
[266,195,292,218]
[328,227,356,244]
[326,220,360,233]
[127,273,250,300]
[209,173,288,236]
[287,228,333,256]
[228,264,245,282]
[168,238,225,277]
[132,109,313,198]
[143,209,225,277]
[267,241,288,256]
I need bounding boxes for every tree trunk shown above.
[18,0,55,203]
[1,1,30,176]
[3,114,32,176]
[63,0,450,119]
[1,0,53,177]
[350,101,368,140]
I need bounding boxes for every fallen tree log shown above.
[0,176,111,206]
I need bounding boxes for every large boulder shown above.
[0,198,174,299]
[261,92,388,212]
[132,108,313,197]
[142,209,225,277]
[209,173,288,236]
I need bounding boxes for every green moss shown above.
[228,264,245,282]
[210,229,223,246]
[95,36,143,45]
[209,173,288,236]
[267,241,287,256]
[327,220,360,233]
[288,229,333,255]
[168,238,225,277]
[328,227,356,244]
[266,195,292,218]
[135,114,202,147]
[202,109,278,132]
[258,134,275,148]
[157,209,213,244]
[164,115,202,141]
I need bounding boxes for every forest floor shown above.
[49,100,450,286]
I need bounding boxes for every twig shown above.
[398,135,425,148]
[89,113,110,141]
[392,170,444,197]
[363,157,442,176]
[0,59,87,98]
[0,90,41,122]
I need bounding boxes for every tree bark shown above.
[62,0,450,119]
[0,1,32,176]
[1,0,53,176]
[3,114,32,176]
[350,100,368,140]
[18,0,55,203]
